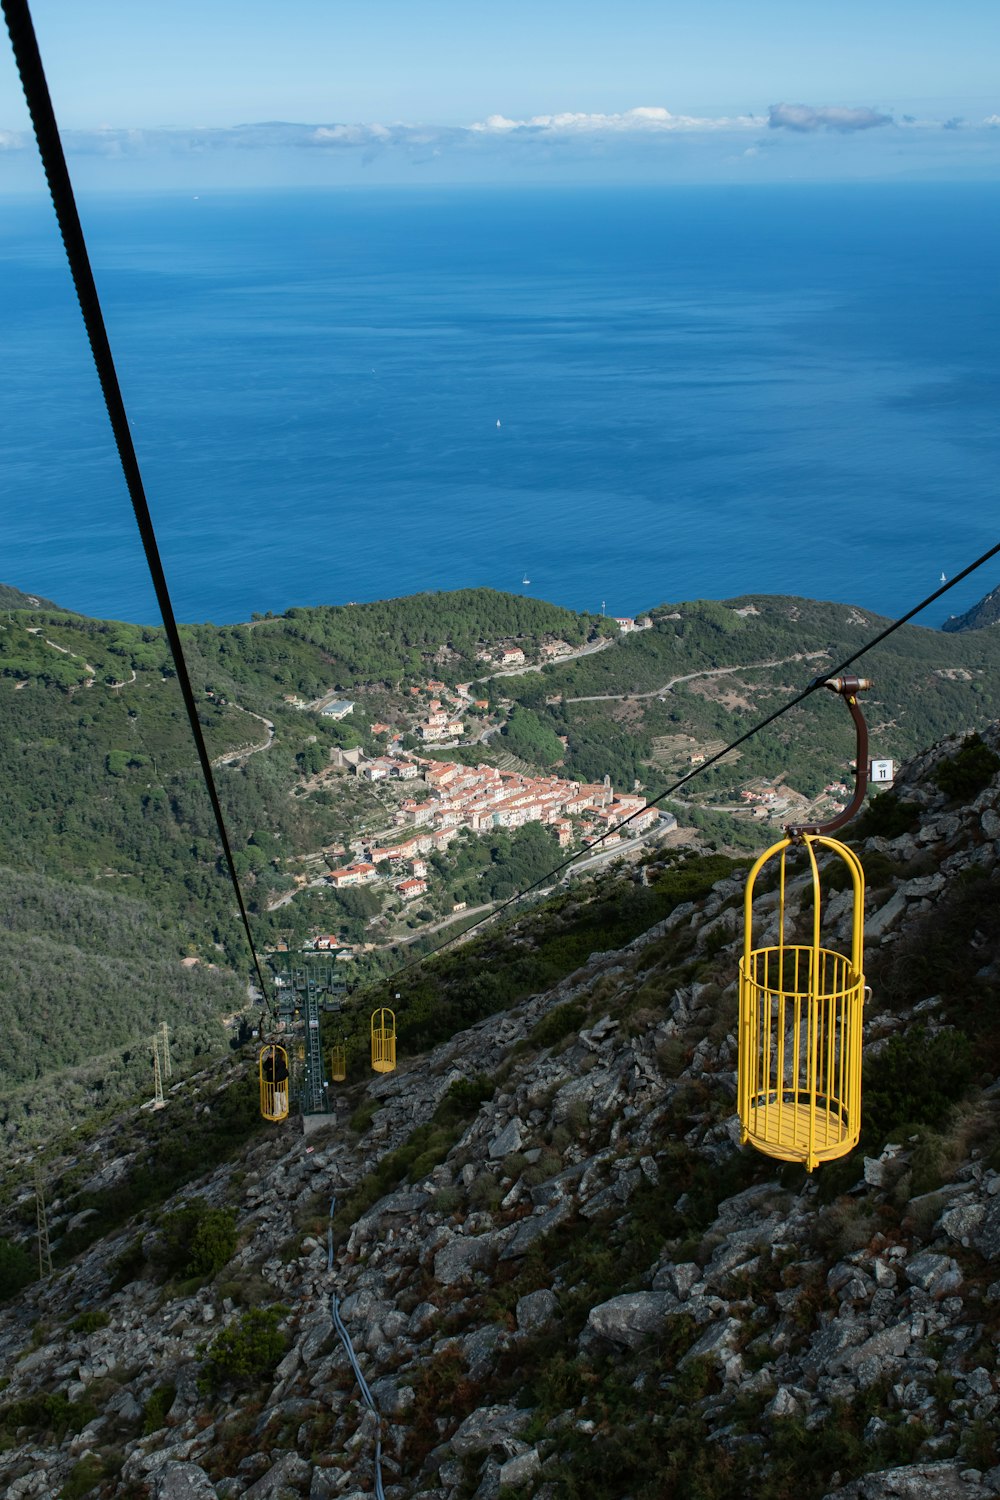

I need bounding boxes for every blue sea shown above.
[0,184,998,627]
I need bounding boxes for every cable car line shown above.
[327,1195,387,1499]
[4,0,1000,1123]
[1,0,273,1014]
[4,13,990,1474]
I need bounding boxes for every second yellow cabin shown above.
[371,1007,396,1074]
[259,1043,290,1122]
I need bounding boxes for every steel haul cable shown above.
[2,0,273,1013]
[327,1196,387,1500]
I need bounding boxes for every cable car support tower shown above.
[269,953,347,1124]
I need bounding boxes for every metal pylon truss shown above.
[269,952,336,1116]
[34,1160,53,1279]
[301,980,329,1115]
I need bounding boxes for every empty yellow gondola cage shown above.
[371,1008,396,1074]
[259,1043,290,1122]
[329,1042,347,1083]
[738,833,865,1171]
[738,676,872,1172]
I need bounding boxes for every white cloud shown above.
[768,103,892,133]
[42,108,764,162]
[469,105,758,134]
[2,102,995,185]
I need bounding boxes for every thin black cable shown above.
[380,536,1000,985]
[2,0,272,1012]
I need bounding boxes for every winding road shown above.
[211,704,276,767]
[563,649,830,704]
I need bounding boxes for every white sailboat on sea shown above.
[522,574,530,586]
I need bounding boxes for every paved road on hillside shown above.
[484,636,613,681]
[563,649,830,703]
[212,704,276,766]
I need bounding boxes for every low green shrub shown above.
[0,1390,97,1441]
[69,1309,110,1335]
[0,1236,35,1302]
[348,1099,378,1134]
[853,792,921,840]
[433,1185,462,1215]
[142,1382,176,1434]
[864,1026,973,1140]
[55,1074,263,1266]
[468,1175,503,1211]
[432,1075,494,1125]
[959,1419,998,1469]
[200,1307,287,1393]
[60,1453,106,1500]
[151,1203,237,1282]
[186,1207,238,1279]
[530,1001,586,1050]
[933,733,1000,801]
[108,1237,145,1292]
[862,850,899,891]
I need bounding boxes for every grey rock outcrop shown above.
[151,1465,218,1500]
[583,1291,678,1350]
[824,1463,1000,1498]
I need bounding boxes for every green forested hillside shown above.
[0,587,612,1152]
[0,583,64,612]
[0,588,613,954]
[942,580,1000,634]
[0,867,245,1150]
[0,590,600,694]
[499,594,1000,798]
[185,590,608,706]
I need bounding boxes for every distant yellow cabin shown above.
[371,1008,396,1074]
[259,1043,290,1122]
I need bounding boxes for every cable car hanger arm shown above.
[786,676,871,839]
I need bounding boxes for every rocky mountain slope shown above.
[2,728,1000,1499]
[944,584,1000,635]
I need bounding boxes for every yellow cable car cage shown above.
[739,833,865,1170]
[371,1007,397,1074]
[737,677,871,1171]
[329,1042,347,1083]
[259,1042,290,1122]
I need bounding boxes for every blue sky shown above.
[2,0,1000,187]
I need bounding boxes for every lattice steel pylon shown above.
[34,1159,52,1279]
[301,970,330,1115]
[158,1021,172,1079]
[151,1034,165,1109]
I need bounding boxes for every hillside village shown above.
[261,608,877,961]
[280,745,672,961]
[341,759,661,886]
[271,629,674,952]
